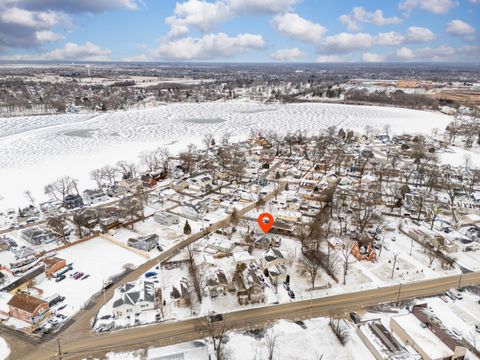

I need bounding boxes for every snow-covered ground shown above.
[0,337,9,360]
[37,237,147,318]
[0,101,451,209]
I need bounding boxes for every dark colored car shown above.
[55,274,66,282]
[81,274,90,280]
[350,312,361,324]
[145,271,157,278]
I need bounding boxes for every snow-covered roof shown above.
[391,314,453,359]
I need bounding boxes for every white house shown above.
[112,281,155,319]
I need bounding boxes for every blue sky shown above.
[0,0,478,62]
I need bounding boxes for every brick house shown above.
[7,293,50,326]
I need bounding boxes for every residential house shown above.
[261,248,289,284]
[20,227,56,245]
[63,194,84,209]
[233,264,265,305]
[13,247,35,260]
[141,174,158,188]
[188,175,213,192]
[206,269,232,298]
[233,251,256,266]
[154,211,180,226]
[207,236,235,254]
[118,178,143,194]
[112,281,155,320]
[7,293,50,327]
[82,189,108,205]
[171,278,191,307]
[127,234,159,252]
[276,210,302,223]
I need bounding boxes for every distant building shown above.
[154,211,179,226]
[82,189,107,205]
[127,234,158,252]
[63,194,84,209]
[207,236,235,254]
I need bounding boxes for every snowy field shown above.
[0,337,9,360]
[0,101,451,209]
[37,237,147,318]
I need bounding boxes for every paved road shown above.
[21,272,480,360]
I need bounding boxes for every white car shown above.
[450,289,463,300]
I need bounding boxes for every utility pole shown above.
[57,338,62,360]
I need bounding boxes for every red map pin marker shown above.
[258,212,274,234]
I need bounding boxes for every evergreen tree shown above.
[183,220,192,235]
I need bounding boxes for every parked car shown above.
[57,304,67,311]
[450,289,463,300]
[26,217,39,224]
[145,271,157,278]
[288,290,295,299]
[294,320,307,329]
[283,283,290,291]
[74,272,84,280]
[70,271,79,278]
[81,274,90,280]
[350,312,361,324]
[55,274,66,282]
[452,327,463,338]
[445,290,457,300]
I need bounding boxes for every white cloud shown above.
[320,32,374,53]
[165,0,231,34]
[399,0,458,14]
[446,20,476,39]
[4,41,111,61]
[229,0,299,14]
[0,4,67,48]
[152,32,266,60]
[35,30,64,42]
[164,0,299,36]
[0,7,60,28]
[375,32,406,45]
[339,7,402,32]
[394,45,455,61]
[363,52,386,62]
[272,13,327,44]
[316,55,346,63]
[395,46,415,60]
[270,48,304,61]
[406,26,436,42]
[16,0,142,13]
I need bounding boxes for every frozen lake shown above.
[0,100,451,208]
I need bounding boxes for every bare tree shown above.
[47,214,67,241]
[203,133,214,149]
[391,252,399,279]
[203,313,229,360]
[340,240,354,285]
[265,329,277,360]
[24,190,35,208]
[90,168,103,190]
